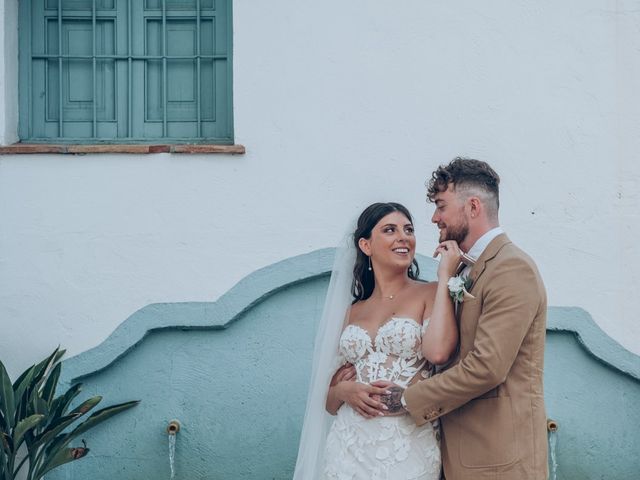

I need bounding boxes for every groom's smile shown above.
[432,187,470,247]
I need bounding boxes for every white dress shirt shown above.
[461,226,504,277]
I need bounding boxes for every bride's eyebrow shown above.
[379,223,413,229]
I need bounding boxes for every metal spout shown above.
[547,418,558,432]
[167,419,181,435]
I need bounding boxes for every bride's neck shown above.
[371,271,411,299]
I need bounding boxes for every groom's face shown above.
[431,184,469,245]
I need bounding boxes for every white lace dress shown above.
[323,317,441,480]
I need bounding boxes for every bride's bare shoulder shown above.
[347,298,366,323]
[409,279,438,301]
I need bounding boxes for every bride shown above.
[294,202,461,480]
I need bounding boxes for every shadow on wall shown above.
[47,249,640,480]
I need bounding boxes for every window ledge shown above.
[0,144,246,155]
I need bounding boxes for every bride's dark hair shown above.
[351,202,420,303]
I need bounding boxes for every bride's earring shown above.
[368,256,372,271]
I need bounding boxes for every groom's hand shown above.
[336,382,391,419]
[371,380,407,416]
[330,363,356,386]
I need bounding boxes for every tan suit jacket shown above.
[405,234,548,480]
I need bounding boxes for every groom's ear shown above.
[468,196,482,218]
[358,237,371,256]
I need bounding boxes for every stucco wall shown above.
[41,251,640,480]
[1,0,639,376]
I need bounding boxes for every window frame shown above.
[17,0,235,145]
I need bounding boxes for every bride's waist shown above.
[338,403,411,420]
[354,378,412,388]
[354,366,425,387]
[353,358,427,383]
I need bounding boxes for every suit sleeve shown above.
[404,255,542,425]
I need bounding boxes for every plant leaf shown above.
[37,401,137,478]
[0,410,7,434]
[64,400,139,443]
[12,365,35,426]
[49,383,82,422]
[33,396,49,418]
[37,445,90,478]
[42,433,66,458]
[33,397,101,450]
[41,362,61,407]
[12,364,35,397]
[0,440,6,476]
[69,396,101,417]
[12,414,45,451]
[31,348,65,397]
[1,432,13,455]
[0,361,16,429]
[32,413,82,450]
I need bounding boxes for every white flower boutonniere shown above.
[448,275,475,304]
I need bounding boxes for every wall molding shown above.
[60,248,640,385]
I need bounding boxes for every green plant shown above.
[0,348,139,480]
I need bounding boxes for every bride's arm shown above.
[421,240,460,364]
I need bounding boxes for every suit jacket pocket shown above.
[458,396,517,468]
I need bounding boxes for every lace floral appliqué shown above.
[324,318,441,480]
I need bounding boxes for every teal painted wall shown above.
[46,250,640,479]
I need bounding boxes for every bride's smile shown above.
[359,211,417,272]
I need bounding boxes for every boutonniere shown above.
[448,275,475,304]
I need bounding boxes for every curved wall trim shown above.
[547,306,640,380]
[62,248,336,384]
[61,248,640,384]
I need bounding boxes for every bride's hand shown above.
[335,382,390,419]
[433,240,462,280]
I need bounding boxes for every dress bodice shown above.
[339,317,429,388]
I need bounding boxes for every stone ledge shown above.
[0,143,246,155]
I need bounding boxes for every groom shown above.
[378,158,548,480]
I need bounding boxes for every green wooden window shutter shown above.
[19,0,233,143]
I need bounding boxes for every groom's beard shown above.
[439,218,469,245]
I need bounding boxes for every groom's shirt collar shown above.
[467,226,504,261]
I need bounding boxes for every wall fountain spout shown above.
[547,418,559,480]
[167,420,181,479]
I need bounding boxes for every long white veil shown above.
[293,233,356,479]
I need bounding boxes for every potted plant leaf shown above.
[0,347,139,480]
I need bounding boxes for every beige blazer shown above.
[405,234,548,480]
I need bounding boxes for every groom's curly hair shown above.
[426,157,500,216]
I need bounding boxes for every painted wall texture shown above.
[44,251,640,479]
[1,0,640,380]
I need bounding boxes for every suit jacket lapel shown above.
[468,233,512,289]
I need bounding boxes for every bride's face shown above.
[360,211,416,272]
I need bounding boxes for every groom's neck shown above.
[461,220,500,252]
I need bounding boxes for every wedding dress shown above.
[323,317,441,480]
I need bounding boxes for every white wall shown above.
[1,0,639,377]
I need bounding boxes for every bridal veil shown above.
[293,233,355,479]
